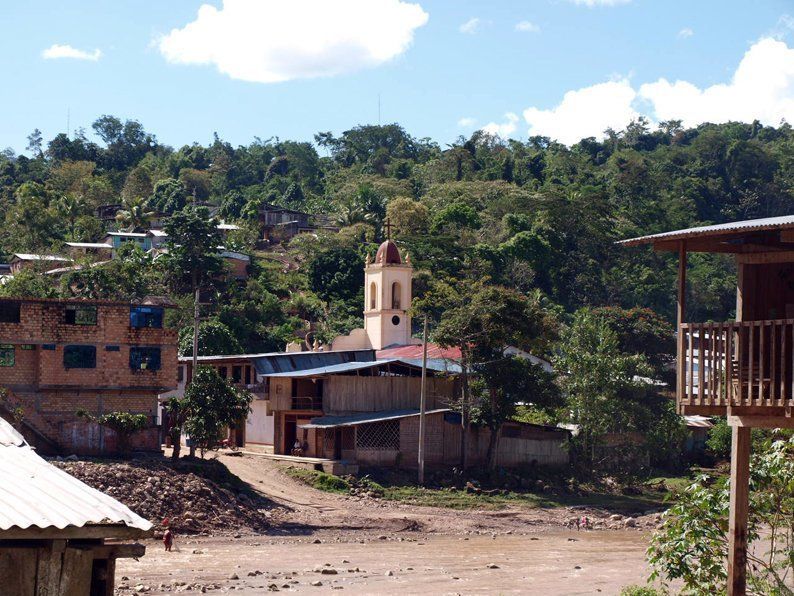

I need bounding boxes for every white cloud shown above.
[459,17,480,34]
[496,37,794,145]
[678,27,694,39]
[568,0,631,7]
[457,117,476,128]
[515,21,540,33]
[523,80,638,144]
[42,44,102,61]
[482,113,520,138]
[639,38,794,127]
[158,0,429,83]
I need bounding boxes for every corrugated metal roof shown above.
[263,359,395,377]
[0,419,151,533]
[377,343,463,360]
[253,350,377,375]
[618,214,794,247]
[262,357,461,377]
[298,408,452,429]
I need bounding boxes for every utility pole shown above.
[418,315,428,485]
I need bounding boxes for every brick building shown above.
[0,297,178,454]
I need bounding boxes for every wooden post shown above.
[677,241,687,407]
[727,424,751,595]
[418,316,428,485]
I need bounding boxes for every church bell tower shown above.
[364,230,413,350]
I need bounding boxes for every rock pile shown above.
[52,458,274,534]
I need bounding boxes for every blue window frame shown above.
[64,345,96,369]
[130,347,161,371]
[0,344,14,366]
[130,306,163,329]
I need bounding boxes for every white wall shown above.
[246,399,274,445]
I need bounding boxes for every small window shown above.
[130,306,164,329]
[65,305,97,326]
[369,282,377,310]
[391,281,401,310]
[244,366,251,385]
[232,366,242,383]
[42,344,56,351]
[218,366,228,379]
[391,315,400,326]
[20,344,35,351]
[177,366,184,383]
[0,301,21,323]
[64,345,96,369]
[130,347,161,371]
[0,344,14,367]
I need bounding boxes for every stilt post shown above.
[727,424,751,595]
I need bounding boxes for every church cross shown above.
[384,218,393,240]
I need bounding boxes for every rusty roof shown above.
[0,418,151,534]
[618,214,794,247]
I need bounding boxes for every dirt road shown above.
[118,532,656,595]
[116,453,665,594]
[220,453,658,537]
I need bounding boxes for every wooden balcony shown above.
[680,320,794,416]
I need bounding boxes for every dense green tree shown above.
[178,319,243,357]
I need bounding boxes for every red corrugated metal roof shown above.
[377,343,462,360]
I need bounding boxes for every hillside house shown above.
[259,203,337,242]
[9,254,72,274]
[0,418,150,596]
[0,297,178,454]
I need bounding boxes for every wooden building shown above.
[0,418,150,595]
[620,214,794,594]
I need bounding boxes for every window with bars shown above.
[355,420,400,451]
[0,344,14,367]
[130,347,161,371]
[130,306,163,329]
[65,305,97,325]
[64,345,96,369]
[0,301,20,323]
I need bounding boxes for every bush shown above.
[649,437,794,594]
[620,587,664,596]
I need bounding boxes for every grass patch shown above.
[284,466,351,493]
[281,464,692,514]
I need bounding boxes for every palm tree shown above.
[56,194,89,239]
[116,196,155,232]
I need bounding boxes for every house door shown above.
[334,428,342,460]
[284,418,297,454]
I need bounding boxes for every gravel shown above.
[51,458,274,534]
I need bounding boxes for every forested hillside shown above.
[1,116,793,353]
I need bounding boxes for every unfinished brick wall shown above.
[0,298,177,454]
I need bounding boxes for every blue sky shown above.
[1,0,793,152]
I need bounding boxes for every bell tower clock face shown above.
[391,315,400,326]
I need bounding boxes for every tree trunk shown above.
[486,424,501,472]
[486,387,501,471]
[171,429,181,460]
[190,273,200,459]
[459,354,471,471]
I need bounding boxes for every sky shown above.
[1,0,793,153]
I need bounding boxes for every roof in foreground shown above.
[377,343,463,361]
[618,214,794,248]
[298,408,453,429]
[0,418,151,534]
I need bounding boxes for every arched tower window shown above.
[391,281,402,310]
[370,282,377,310]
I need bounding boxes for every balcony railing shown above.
[291,396,322,410]
[681,320,794,409]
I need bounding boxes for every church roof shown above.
[375,240,402,265]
